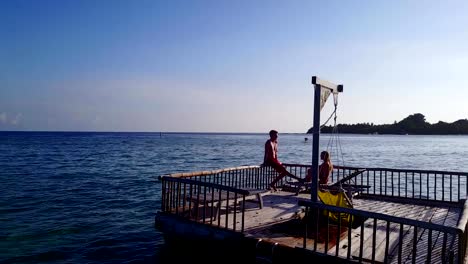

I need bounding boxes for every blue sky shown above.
[1,0,467,132]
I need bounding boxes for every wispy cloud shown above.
[11,113,22,125]
[0,112,6,124]
[0,112,23,126]
[92,115,101,125]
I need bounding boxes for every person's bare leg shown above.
[287,172,304,182]
[269,178,279,191]
[269,184,277,192]
[270,173,286,191]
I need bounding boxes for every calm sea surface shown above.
[1,132,468,263]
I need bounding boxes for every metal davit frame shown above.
[310,76,343,202]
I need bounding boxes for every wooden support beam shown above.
[312,76,344,93]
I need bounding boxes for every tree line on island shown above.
[307,113,468,135]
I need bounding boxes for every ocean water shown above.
[1,132,468,263]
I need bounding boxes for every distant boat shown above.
[304,137,309,141]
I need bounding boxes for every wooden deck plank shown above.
[369,205,433,262]
[318,204,462,264]
[328,200,431,263]
[321,199,460,263]
[354,205,423,263]
[217,191,308,231]
[408,207,450,263]
[385,205,440,263]
[186,190,463,263]
[420,206,461,263]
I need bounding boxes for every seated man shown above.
[264,129,302,191]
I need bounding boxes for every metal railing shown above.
[284,164,468,203]
[160,176,250,232]
[159,165,283,233]
[161,165,276,190]
[158,164,468,263]
[299,199,463,263]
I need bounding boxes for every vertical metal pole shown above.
[311,84,321,202]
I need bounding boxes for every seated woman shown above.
[305,150,333,185]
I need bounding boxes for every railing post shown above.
[458,232,465,264]
[241,195,245,233]
[161,177,166,212]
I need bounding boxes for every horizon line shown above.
[0,130,310,134]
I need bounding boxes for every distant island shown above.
[307,113,468,135]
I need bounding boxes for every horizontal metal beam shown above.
[311,76,343,93]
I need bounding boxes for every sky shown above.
[1,0,467,133]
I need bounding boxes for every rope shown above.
[320,108,336,129]
[321,92,338,128]
[324,93,346,174]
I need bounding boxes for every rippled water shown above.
[1,132,468,263]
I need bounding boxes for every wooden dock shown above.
[155,164,468,263]
[234,191,461,263]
